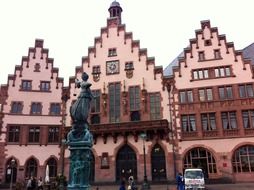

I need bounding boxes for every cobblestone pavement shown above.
[91,183,254,190]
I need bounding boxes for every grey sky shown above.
[0,0,253,85]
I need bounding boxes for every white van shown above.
[184,168,205,190]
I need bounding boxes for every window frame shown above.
[181,114,196,132]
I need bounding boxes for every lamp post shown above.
[9,159,16,190]
[140,133,150,190]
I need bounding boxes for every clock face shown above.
[106,60,119,74]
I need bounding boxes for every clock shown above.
[106,60,119,74]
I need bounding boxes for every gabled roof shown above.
[242,43,254,65]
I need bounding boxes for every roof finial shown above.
[108,1,123,24]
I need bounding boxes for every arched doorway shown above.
[183,147,217,178]
[5,158,17,183]
[151,144,166,181]
[46,158,57,178]
[89,151,95,182]
[25,158,38,177]
[116,144,137,182]
[232,145,254,173]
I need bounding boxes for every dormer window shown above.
[214,49,221,59]
[92,66,101,82]
[198,51,205,61]
[34,63,41,72]
[108,48,117,57]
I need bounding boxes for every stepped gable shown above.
[6,39,63,89]
[168,20,253,79]
[70,13,158,85]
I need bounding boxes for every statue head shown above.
[82,72,89,81]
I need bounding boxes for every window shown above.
[218,86,233,100]
[201,113,216,131]
[31,102,42,114]
[221,111,237,130]
[40,81,50,91]
[214,49,221,59]
[214,66,231,78]
[25,158,37,177]
[232,145,254,173]
[239,84,254,98]
[8,126,20,142]
[21,80,32,91]
[204,39,212,46]
[47,158,58,177]
[10,101,23,114]
[181,114,196,132]
[129,86,140,111]
[50,103,61,115]
[91,90,100,113]
[198,51,205,61]
[242,110,254,128]
[48,127,59,143]
[109,83,121,123]
[28,127,40,143]
[34,63,41,72]
[125,62,134,70]
[179,90,193,103]
[192,69,209,80]
[150,93,161,120]
[92,66,100,74]
[199,88,213,101]
[108,48,117,57]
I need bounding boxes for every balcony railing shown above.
[244,128,254,136]
[203,130,218,138]
[223,129,239,136]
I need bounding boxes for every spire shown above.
[108,1,123,24]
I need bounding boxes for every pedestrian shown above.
[37,177,44,190]
[128,176,137,190]
[176,172,184,190]
[119,180,126,190]
[26,177,32,190]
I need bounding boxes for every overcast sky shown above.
[0,0,253,85]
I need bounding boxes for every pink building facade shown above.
[0,1,254,186]
[166,20,254,182]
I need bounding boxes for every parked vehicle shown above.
[184,168,205,190]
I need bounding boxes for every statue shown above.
[68,72,94,143]
[67,72,94,190]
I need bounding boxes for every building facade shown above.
[0,1,254,185]
[165,20,254,182]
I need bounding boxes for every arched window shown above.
[151,144,166,181]
[5,158,17,183]
[25,158,37,177]
[46,158,57,177]
[184,147,217,178]
[116,145,137,181]
[232,145,254,172]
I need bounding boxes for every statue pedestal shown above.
[67,140,93,190]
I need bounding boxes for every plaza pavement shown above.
[91,183,254,190]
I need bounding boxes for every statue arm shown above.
[75,79,81,88]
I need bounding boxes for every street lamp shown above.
[9,158,16,190]
[140,133,150,190]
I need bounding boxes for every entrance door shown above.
[151,144,166,181]
[5,159,17,183]
[116,145,137,181]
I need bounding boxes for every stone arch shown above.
[115,143,137,182]
[231,142,254,173]
[229,142,254,159]
[24,156,39,178]
[5,157,19,183]
[182,145,218,178]
[150,143,167,181]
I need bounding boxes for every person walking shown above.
[176,172,184,190]
[119,180,126,190]
[37,177,43,190]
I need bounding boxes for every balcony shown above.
[203,130,218,138]
[223,129,239,137]
[244,128,254,136]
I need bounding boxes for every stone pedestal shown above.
[67,140,93,190]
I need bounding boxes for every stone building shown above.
[0,1,254,185]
